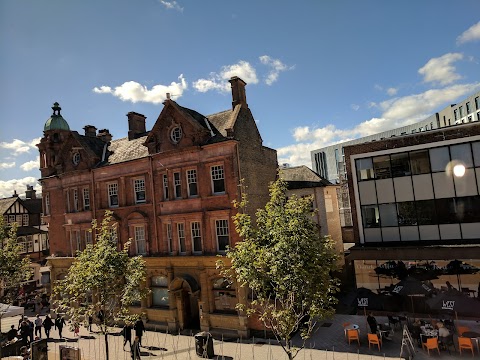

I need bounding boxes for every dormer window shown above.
[72,152,80,166]
[170,126,182,144]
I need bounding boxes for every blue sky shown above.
[1,0,480,198]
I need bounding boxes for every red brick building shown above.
[38,77,278,336]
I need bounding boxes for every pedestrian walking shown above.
[43,314,54,339]
[131,336,141,360]
[20,319,29,344]
[55,315,66,338]
[88,315,93,332]
[122,323,133,349]
[27,318,34,344]
[34,314,43,338]
[73,321,80,337]
[133,319,145,346]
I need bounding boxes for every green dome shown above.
[44,102,70,131]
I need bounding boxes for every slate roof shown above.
[207,109,234,137]
[280,166,332,187]
[177,104,228,143]
[105,136,149,165]
[22,198,42,214]
[0,197,17,215]
[72,132,106,159]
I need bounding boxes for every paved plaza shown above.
[2,311,480,360]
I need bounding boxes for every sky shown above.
[1,0,480,198]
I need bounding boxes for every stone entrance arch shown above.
[170,274,200,330]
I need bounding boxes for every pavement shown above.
[2,309,480,360]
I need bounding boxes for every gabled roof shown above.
[21,198,42,214]
[71,132,106,159]
[0,197,17,215]
[207,109,234,137]
[104,136,149,165]
[280,166,332,187]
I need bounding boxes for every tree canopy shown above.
[0,217,33,304]
[218,178,340,360]
[53,211,148,360]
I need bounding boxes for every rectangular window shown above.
[211,165,225,194]
[455,196,480,223]
[191,221,202,253]
[151,275,169,307]
[475,97,479,110]
[416,200,438,225]
[9,215,15,223]
[73,189,78,212]
[435,198,457,224]
[466,102,471,114]
[66,191,71,213]
[397,202,417,226]
[163,174,169,201]
[459,105,464,118]
[362,205,380,228]
[134,226,146,255]
[45,193,50,215]
[390,152,411,177]
[410,150,430,174]
[109,226,118,243]
[71,230,81,253]
[373,155,391,179]
[134,179,146,204]
[22,214,29,226]
[454,109,458,121]
[16,215,22,224]
[450,143,473,168]
[85,230,92,245]
[216,219,229,252]
[356,158,375,180]
[108,183,119,207]
[177,223,186,254]
[429,147,450,172]
[27,236,33,252]
[83,188,90,211]
[167,223,173,253]
[174,172,182,199]
[379,204,398,227]
[187,169,198,197]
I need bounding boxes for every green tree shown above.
[0,217,33,304]
[218,179,340,360]
[53,211,148,360]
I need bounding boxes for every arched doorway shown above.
[170,275,200,330]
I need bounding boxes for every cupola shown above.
[44,102,70,131]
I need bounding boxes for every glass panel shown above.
[471,142,480,167]
[390,152,411,177]
[450,143,473,168]
[430,147,450,172]
[397,202,417,226]
[152,288,169,307]
[361,205,379,228]
[356,158,375,180]
[435,198,457,224]
[410,150,430,175]
[455,196,480,223]
[373,155,391,179]
[379,204,398,226]
[416,200,437,225]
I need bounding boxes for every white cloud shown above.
[418,53,463,85]
[259,55,293,85]
[387,87,398,96]
[0,177,41,199]
[93,74,187,104]
[277,82,480,167]
[20,160,39,171]
[0,162,15,169]
[159,0,183,12]
[351,104,360,111]
[0,138,39,155]
[193,61,258,93]
[457,21,480,44]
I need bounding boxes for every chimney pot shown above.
[229,77,248,110]
[83,125,97,137]
[127,112,147,140]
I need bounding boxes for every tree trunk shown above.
[104,332,109,360]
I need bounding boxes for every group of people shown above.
[122,319,145,359]
[7,313,67,345]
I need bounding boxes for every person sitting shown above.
[7,325,18,341]
[436,322,451,344]
[367,312,378,334]
[409,318,422,346]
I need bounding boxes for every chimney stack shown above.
[229,76,248,110]
[97,129,112,143]
[25,185,36,199]
[83,125,97,137]
[127,112,147,140]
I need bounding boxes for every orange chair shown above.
[347,329,360,345]
[458,337,475,356]
[368,333,382,350]
[343,322,351,338]
[457,326,471,337]
[422,337,440,356]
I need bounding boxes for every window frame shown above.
[134,178,146,204]
[211,165,226,194]
[177,222,186,254]
[22,214,29,226]
[167,223,173,254]
[134,225,146,255]
[73,188,79,212]
[162,174,169,201]
[45,193,50,215]
[151,275,169,308]
[83,187,90,211]
[215,219,230,252]
[108,183,119,208]
[187,169,198,197]
[191,221,202,254]
[174,172,182,199]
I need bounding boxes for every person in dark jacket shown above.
[43,315,54,339]
[7,325,18,341]
[131,336,141,359]
[367,312,378,334]
[55,315,66,338]
[123,323,133,349]
[133,319,145,346]
[20,320,29,344]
